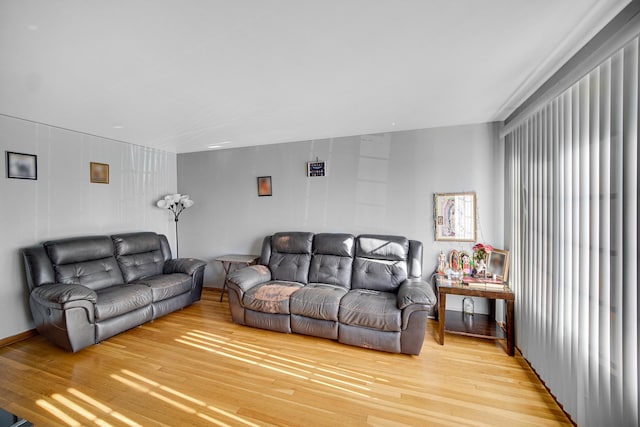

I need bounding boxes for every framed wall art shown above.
[433,192,476,242]
[486,248,510,282]
[257,176,272,196]
[307,160,326,177]
[6,151,37,180]
[90,162,109,184]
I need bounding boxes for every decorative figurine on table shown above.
[437,250,447,275]
[449,249,460,272]
[472,243,494,277]
[460,252,472,275]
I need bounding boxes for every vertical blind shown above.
[504,36,638,426]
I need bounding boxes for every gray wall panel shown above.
[0,115,177,339]
[178,122,504,314]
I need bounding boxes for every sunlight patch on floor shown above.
[111,369,261,427]
[36,388,142,427]
[177,329,374,398]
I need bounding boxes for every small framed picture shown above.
[257,176,272,196]
[486,249,510,282]
[307,160,326,177]
[90,162,109,184]
[6,151,37,180]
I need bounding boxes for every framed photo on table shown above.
[486,249,510,281]
[433,192,476,242]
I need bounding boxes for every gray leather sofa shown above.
[226,232,436,355]
[22,232,206,352]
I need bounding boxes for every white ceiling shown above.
[0,0,631,153]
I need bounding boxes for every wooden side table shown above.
[436,276,515,356]
[215,254,260,302]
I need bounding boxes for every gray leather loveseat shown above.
[226,232,436,355]
[22,232,206,352]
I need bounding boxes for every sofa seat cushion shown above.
[94,284,153,321]
[339,289,401,332]
[243,281,303,314]
[290,284,348,321]
[133,273,191,302]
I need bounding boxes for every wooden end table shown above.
[436,276,515,356]
[215,254,260,302]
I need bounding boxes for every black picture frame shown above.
[6,151,37,180]
[257,176,272,196]
[307,160,326,177]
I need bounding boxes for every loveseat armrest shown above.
[164,258,207,276]
[31,283,97,306]
[29,283,97,352]
[228,265,272,293]
[397,279,437,310]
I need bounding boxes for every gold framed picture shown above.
[90,162,109,184]
[434,192,476,242]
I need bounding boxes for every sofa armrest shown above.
[228,265,272,293]
[397,279,436,310]
[164,258,207,276]
[31,283,97,306]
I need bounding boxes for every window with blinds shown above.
[504,37,638,427]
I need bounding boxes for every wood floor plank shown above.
[0,289,572,426]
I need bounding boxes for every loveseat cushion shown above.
[45,236,114,265]
[94,284,153,321]
[54,257,124,291]
[44,236,125,291]
[134,273,192,302]
[243,282,303,314]
[338,289,401,332]
[113,233,166,283]
[290,284,347,321]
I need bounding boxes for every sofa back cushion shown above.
[267,232,313,284]
[351,234,409,292]
[112,232,166,283]
[44,236,124,291]
[308,233,355,289]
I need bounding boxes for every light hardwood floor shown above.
[0,290,572,426]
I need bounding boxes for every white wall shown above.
[0,115,177,340]
[177,122,504,313]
